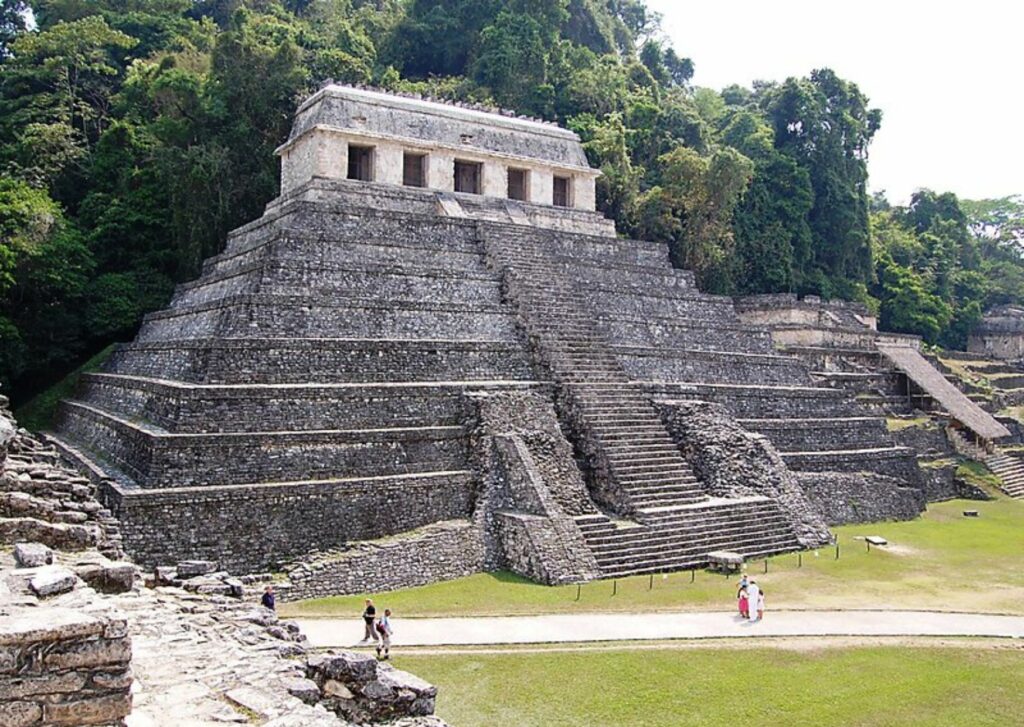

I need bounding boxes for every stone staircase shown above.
[482,226,802,576]
[985,451,1024,498]
[574,497,799,577]
[483,228,704,516]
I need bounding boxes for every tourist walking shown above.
[261,585,276,611]
[737,583,749,619]
[361,599,379,643]
[757,589,765,621]
[376,608,393,660]
[746,579,760,623]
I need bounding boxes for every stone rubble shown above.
[1,396,449,727]
[0,395,123,560]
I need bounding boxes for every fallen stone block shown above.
[13,541,53,568]
[226,686,281,720]
[266,625,290,641]
[176,559,217,578]
[276,642,307,658]
[284,676,321,705]
[309,651,378,683]
[75,562,136,593]
[241,607,278,627]
[29,565,78,598]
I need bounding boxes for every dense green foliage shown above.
[1,0,1022,402]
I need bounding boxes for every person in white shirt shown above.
[376,608,393,660]
[746,580,760,623]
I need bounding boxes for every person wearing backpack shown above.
[375,608,393,660]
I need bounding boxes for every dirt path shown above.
[296,609,1024,649]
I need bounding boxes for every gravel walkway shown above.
[296,610,1024,648]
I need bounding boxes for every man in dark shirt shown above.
[361,598,379,643]
[261,585,276,611]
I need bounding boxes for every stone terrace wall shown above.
[280,520,484,601]
[51,429,475,573]
[0,607,132,726]
[799,472,927,525]
[100,471,475,573]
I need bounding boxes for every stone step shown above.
[597,542,802,578]
[586,511,792,547]
[591,530,796,564]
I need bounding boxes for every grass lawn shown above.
[400,645,1024,727]
[281,497,1024,619]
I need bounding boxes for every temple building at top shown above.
[275,85,611,234]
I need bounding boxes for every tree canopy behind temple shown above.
[1,0,1022,401]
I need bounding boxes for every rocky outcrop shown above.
[306,652,439,723]
[656,400,831,547]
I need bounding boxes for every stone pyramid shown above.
[50,86,924,585]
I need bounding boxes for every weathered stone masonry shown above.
[48,85,935,589]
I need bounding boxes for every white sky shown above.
[647,0,1023,204]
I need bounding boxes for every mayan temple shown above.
[49,86,943,587]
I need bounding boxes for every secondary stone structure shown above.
[969,304,1024,362]
[49,85,938,589]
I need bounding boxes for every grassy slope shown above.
[281,497,1024,618]
[14,344,116,432]
[403,646,1024,727]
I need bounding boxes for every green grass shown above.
[14,344,116,432]
[400,646,1024,727]
[957,460,1004,490]
[886,416,930,431]
[281,498,1024,619]
[999,405,1024,424]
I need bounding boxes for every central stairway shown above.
[484,227,704,515]
[483,224,801,575]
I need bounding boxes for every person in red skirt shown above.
[737,575,750,619]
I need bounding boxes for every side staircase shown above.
[985,451,1024,498]
[482,224,800,576]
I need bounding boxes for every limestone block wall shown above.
[279,520,485,601]
[968,333,1024,360]
[106,339,535,385]
[77,376,533,434]
[799,472,927,525]
[0,607,132,726]
[58,402,469,488]
[99,471,475,572]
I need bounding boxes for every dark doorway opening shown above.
[454,160,482,194]
[508,168,528,201]
[403,152,426,187]
[348,145,374,181]
[553,175,571,207]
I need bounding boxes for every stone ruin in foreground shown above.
[46,85,989,594]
